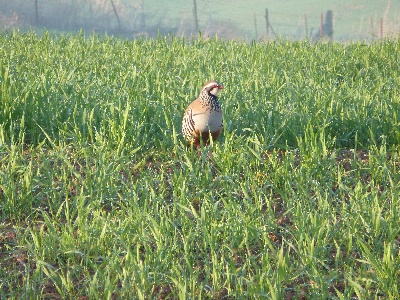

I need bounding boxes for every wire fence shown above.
[0,0,399,41]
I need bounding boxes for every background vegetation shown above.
[0,0,399,40]
[0,31,399,299]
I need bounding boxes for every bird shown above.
[182,80,224,148]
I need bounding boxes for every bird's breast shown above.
[192,110,222,132]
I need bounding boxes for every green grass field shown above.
[1,31,400,299]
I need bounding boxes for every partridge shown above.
[182,80,224,148]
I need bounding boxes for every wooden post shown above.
[254,12,258,40]
[35,0,39,25]
[320,13,323,40]
[370,16,374,35]
[325,10,333,42]
[110,0,121,33]
[304,14,308,38]
[380,17,383,38]
[193,0,199,33]
[264,8,275,37]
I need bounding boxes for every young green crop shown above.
[0,31,399,299]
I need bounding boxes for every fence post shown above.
[264,8,276,38]
[254,12,258,40]
[304,14,308,38]
[325,10,333,42]
[110,0,121,33]
[320,13,323,40]
[370,16,374,35]
[193,0,199,33]
[35,0,39,25]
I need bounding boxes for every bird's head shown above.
[202,80,224,96]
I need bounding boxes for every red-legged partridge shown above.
[182,80,224,148]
